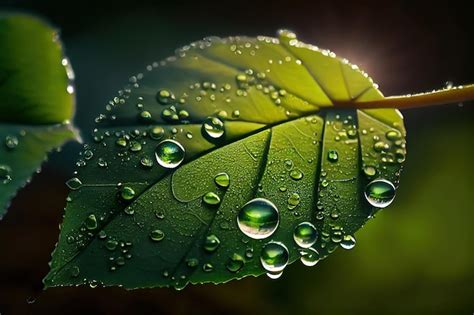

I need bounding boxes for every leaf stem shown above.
[339,84,474,109]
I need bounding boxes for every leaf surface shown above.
[0,14,77,218]
[46,30,406,289]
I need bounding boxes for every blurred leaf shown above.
[45,30,406,289]
[0,13,77,218]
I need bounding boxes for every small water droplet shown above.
[289,169,304,181]
[155,139,185,168]
[202,116,225,139]
[66,177,82,190]
[121,186,135,201]
[260,241,289,273]
[299,248,320,266]
[85,214,98,230]
[327,150,338,162]
[5,135,19,149]
[140,156,154,168]
[214,172,230,188]
[204,234,220,252]
[364,179,396,208]
[156,89,175,105]
[150,126,165,140]
[237,198,279,239]
[226,253,245,273]
[150,229,165,242]
[363,165,377,177]
[340,235,356,250]
[293,222,318,248]
[0,164,12,184]
[202,192,221,206]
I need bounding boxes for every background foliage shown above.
[0,0,472,314]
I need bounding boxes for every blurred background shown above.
[0,0,473,314]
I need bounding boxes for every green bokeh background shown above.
[0,0,472,314]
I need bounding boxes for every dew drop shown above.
[226,253,245,273]
[121,186,135,201]
[364,179,396,208]
[260,241,289,273]
[340,235,356,250]
[237,198,279,239]
[150,229,165,242]
[140,156,154,168]
[214,172,230,188]
[204,234,220,252]
[202,116,225,139]
[150,126,165,140]
[289,169,304,181]
[363,165,377,177]
[85,214,98,230]
[327,150,339,162]
[299,248,320,266]
[0,164,12,184]
[293,222,318,248]
[5,135,19,149]
[202,192,221,206]
[66,177,82,190]
[156,89,175,105]
[155,139,185,168]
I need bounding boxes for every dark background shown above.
[0,0,473,314]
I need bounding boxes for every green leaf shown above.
[0,13,77,218]
[45,30,406,289]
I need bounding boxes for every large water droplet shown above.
[365,179,396,208]
[293,222,318,248]
[155,139,185,168]
[237,198,279,239]
[202,117,225,139]
[260,242,289,273]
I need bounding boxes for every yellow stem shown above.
[337,84,474,109]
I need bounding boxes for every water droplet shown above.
[85,214,98,230]
[106,239,118,251]
[363,165,377,177]
[186,258,199,268]
[150,126,165,140]
[260,241,289,273]
[116,137,127,147]
[365,179,396,208]
[129,140,142,152]
[327,150,338,162]
[374,141,389,152]
[204,234,220,252]
[226,253,245,273]
[237,198,279,239]
[5,135,19,149]
[70,265,80,277]
[140,156,154,168]
[150,229,165,241]
[202,192,221,206]
[287,193,300,210]
[386,129,402,141]
[293,222,318,248]
[202,117,225,139]
[66,177,82,190]
[156,89,175,105]
[266,271,283,279]
[289,169,304,181]
[214,172,230,188]
[340,235,356,250]
[155,139,185,168]
[202,263,214,272]
[299,248,320,266]
[0,164,12,184]
[121,186,135,201]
